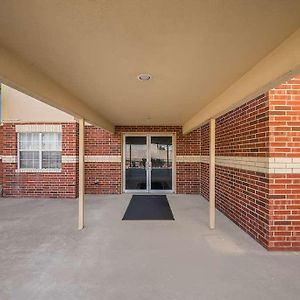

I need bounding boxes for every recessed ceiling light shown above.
[138,74,151,81]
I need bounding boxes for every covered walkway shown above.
[1,195,299,300]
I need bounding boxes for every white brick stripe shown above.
[269,157,300,174]
[1,154,300,173]
[85,155,121,163]
[16,168,61,173]
[176,155,202,163]
[62,156,78,163]
[199,155,209,163]
[216,156,269,173]
[0,155,122,164]
[177,155,300,174]
[2,156,17,163]
[15,124,62,132]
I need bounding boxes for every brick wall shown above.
[2,123,201,197]
[216,166,269,248]
[200,94,271,249]
[268,76,300,250]
[200,75,300,251]
[2,123,78,198]
[85,162,121,194]
[116,126,201,194]
[216,94,269,157]
[85,126,121,156]
[84,126,121,194]
[0,125,3,194]
[84,125,201,194]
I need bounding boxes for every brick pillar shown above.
[268,76,300,250]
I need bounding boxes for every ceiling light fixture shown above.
[138,74,151,81]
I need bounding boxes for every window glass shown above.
[19,151,39,169]
[42,151,62,169]
[19,133,39,150]
[42,133,62,150]
[18,132,62,170]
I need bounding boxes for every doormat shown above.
[122,195,175,220]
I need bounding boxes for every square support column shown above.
[78,118,85,230]
[209,118,216,229]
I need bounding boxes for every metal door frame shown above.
[122,133,175,193]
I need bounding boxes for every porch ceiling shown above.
[0,1,300,132]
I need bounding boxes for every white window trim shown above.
[16,124,62,133]
[17,132,62,172]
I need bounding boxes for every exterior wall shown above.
[1,124,201,196]
[115,126,201,194]
[1,84,75,123]
[85,126,121,194]
[201,93,270,248]
[1,76,300,251]
[0,125,3,194]
[268,76,300,250]
[200,123,209,199]
[2,123,78,198]
[200,75,300,251]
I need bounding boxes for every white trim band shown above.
[16,168,62,173]
[2,156,17,163]
[200,155,209,163]
[85,155,122,163]
[62,156,78,163]
[215,156,269,173]
[202,156,300,174]
[269,157,300,174]
[2,154,300,173]
[15,124,62,133]
[176,155,202,163]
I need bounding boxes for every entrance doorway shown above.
[123,134,174,192]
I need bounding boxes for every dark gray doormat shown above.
[122,195,175,220]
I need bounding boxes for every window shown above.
[18,132,62,170]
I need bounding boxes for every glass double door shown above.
[124,135,173,192]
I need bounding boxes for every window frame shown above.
[17,132,62,172]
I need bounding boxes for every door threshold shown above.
[124,191,174,195]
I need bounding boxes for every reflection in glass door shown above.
[125,136,147,190]
[124,134,173,192]
[150,136,172,190]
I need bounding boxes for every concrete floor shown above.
[0,195,299,300]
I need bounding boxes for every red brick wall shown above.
[267,75,300,250]
[85,126,121,155]
[200,75,300,251]
[84,126,121,194]
[200,123,209,156]
[85,162,121,194]
[0,125,3,195]
[216,166,269,248]
[200,123,209,198]
[269,174,300,250]
[84,125,201,194]
[85,125,202,194]
[200,163,209,199]
[199,94,271,249]
[116,126,201,194]
[2,123,78,198]
[269,77,300,158]
[216,94,269,157]
[2,123,201,196]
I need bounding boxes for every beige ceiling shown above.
[0,0,300,126]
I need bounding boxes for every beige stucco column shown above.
[209,118,216,229]
[78,118,85,230]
